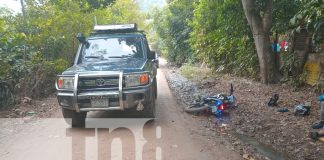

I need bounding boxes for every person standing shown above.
[312,94,324,129]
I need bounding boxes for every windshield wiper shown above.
[84,56,101,59]
[108,55,132,58]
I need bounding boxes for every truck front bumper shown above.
[56,71,153,112]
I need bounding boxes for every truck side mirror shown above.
[148,51,156,59]
[76,33,86,43]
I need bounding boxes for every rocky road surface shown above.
[0,59,241,160]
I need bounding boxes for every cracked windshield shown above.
[0,0,323,160]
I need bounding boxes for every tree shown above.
[241,0,280,83]
[151,0,196,65]
[190,0,258,76]
[85,0,115,9]
[49,0,116,10]
[0,0,145,107]
[291,0,323,44]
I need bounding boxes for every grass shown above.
[180,63,215,80]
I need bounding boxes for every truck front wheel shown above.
[143,87,156,118]
[143,99,156,118]
[62,108,87,127]
[154,79,157,99]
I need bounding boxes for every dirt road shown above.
[0,59,240,160]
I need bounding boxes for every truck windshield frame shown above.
[78,36,145,64]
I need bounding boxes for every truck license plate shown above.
[91,99,109,108]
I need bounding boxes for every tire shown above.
[62,108,87,127]
[143,99,156,118]
[143,87,156,118]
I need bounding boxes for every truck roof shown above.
[90,23,146,37]
[88,32,145,39]
[94,24,137,31]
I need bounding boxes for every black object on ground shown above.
[277,108,289,112]
[294,105,310,116]
[268,94,279,107]
[309,132,319,140]
[312,121,324,129]
[309,131,324,140]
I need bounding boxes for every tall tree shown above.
[155,0,195,65]
[20,0,26,17]
[0,0,145,106]
[190,0,258,76]
[290,0,324,75]
[242,0,280,83]
[86,0,115,9]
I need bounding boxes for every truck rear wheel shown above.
[62,108,87,127]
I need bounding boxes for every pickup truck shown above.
[55,24,157,126]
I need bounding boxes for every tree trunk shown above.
[292,28,310,76]
[254,34,279,83]
[274,32,280,76]
[20,0,26,18]
[242,0,280,83]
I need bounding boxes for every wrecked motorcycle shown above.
[185,84,236,117]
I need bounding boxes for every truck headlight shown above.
[125,73,149,87]
[57,77,74,90]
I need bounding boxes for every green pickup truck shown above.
[55,24,158,126]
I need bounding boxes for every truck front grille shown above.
[78,77,120,90]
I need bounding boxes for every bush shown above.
[190,0,259,77]
[150,1,196,65]
[180,63,213,80]
[0,0,145,107]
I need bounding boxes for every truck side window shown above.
[143,38,152,59]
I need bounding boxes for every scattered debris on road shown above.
[165,65,324,160]
[267,94,279,107]
[22,97,32,105]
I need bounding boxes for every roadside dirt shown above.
[0,95,60,118]
[165,65,324,160]
[0,59,241,160]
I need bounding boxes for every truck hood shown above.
[62,58,147,75]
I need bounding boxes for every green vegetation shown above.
[0,0,144,107]
[190,0,258,76]
[290,0,324,44]
[180,63,213,80]
[151,0,323,83]
[150,0,196,65]
[1,0,323,107]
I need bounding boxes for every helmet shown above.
[294,105,310,116]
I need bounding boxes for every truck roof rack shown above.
[92,24,138,34]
